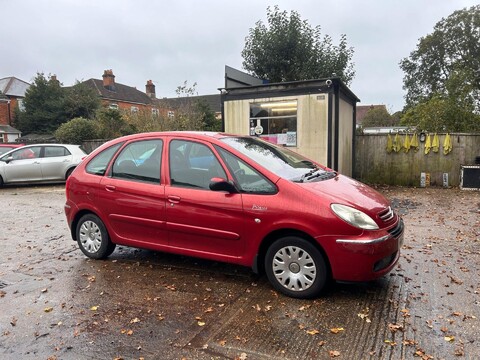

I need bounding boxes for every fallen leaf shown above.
[44,307,53,313]
[330,327,344,334]
[329,350,341,357]
[306,329,320,335]
[130,317,140,324]
[90,306,98,311]
[198,321,206,326]
[388,323,403,333]
[219,339,227,346]
[444,336,455,342]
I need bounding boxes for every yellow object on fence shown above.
[410,133,419,152]
[386,134,393,153]
[432,133,439,153]
[403,134,411,153]
[443,133,452,155]
[393,134,402,153]
[424,134,432,154]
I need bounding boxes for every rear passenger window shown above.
[112,140,163,183]
[44,146,70,157]
[86,143,123,176]
[169,140,226,189]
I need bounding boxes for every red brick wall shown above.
[0,102,9,125]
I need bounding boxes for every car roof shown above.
[114,131,242,143]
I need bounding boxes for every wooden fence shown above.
[354,133,480,187]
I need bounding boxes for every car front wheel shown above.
[265,236,327,299]
[76,214,116,259]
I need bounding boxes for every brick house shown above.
[356,104,388,127]
[80,69,161,116]
[0,77,28,142]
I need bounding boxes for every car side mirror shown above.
[209,177,239,193]
[2,156,13,163]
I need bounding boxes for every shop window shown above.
[249,100,297,146]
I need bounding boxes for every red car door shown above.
[96,139,168,247]
[165,139,245,259]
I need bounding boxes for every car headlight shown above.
[331,204,379,230]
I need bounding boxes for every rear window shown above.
[44,146,71,157]
[86,143,123,176]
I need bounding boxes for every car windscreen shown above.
[220,137,336,182]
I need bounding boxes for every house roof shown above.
[157,94,222,113]
[0,124,21,134]
[0,77,30,97]
[356,104,387,125]
[81,78,154,105]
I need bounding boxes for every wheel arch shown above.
[253,229,332,278]
[70,209,100,241]
[65,166,76,180]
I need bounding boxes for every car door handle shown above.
[168,195,181,204]
[105,185,116,192]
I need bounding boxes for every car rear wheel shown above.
[76,214,116,259]
[65,167,75,179]
[265,236,327,299]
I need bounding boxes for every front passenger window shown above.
[169,140,226,189]
[112,140,163,183]
[216,147,277,194]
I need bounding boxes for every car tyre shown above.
[76,214,116,259]
[65,167,75,179]
[265,236,327,299]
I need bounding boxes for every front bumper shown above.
[324,219,404,282]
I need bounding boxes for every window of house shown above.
[167,111,175,118]
[131,106,139,114]
[249,100,298,147]
[109,103,119,110]
[17,99,25,111]
[152,108,159,116]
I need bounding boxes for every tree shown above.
[64,81,100,120]
[242,6,355,84]
[54,117,98,144]
[361,106,395,127]
[399,5,480,131]
[14,73,67,133]
[95,108,135,139]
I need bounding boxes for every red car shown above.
[64,132,404,298]
[0,143,24,156]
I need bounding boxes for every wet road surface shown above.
[0,185,479,359]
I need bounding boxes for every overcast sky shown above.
[1,0,477,113]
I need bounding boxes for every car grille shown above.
[378,206,394,222]
[388,219,404,238]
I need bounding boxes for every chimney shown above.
[146,80,156,99]
[102,69,116,91]
[50,74,60,85]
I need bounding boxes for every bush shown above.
[54,117,98,144]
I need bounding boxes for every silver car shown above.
[0,144,86,187]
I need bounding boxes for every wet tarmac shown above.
[0,185,479,359]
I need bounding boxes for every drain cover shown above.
[0,280,8,289]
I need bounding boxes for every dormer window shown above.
[109,103,118,110]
